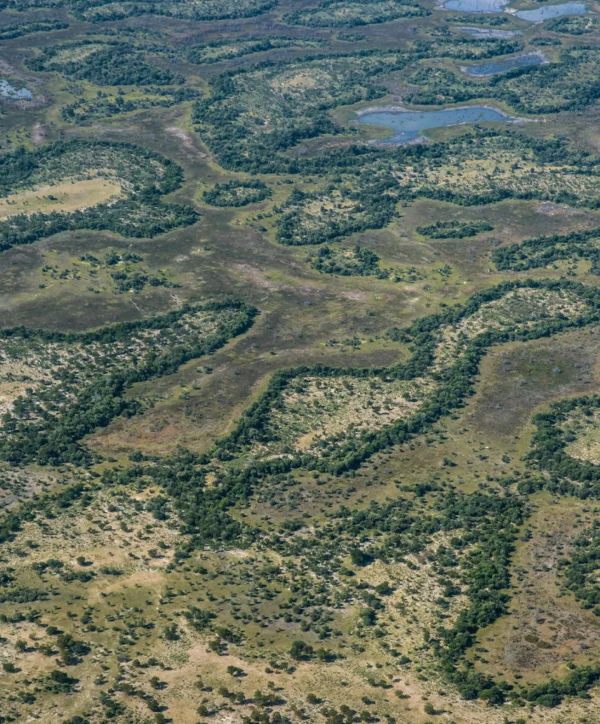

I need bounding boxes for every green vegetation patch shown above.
[308,244,428,281]
[545,15,600,34]
[0,139,197,249]
[445,13,510,24]
[187,37,322,65]
[83,0,277,21]
[202,180,272,208]
[60,87,199,123]
[307,244,391,278]
[0,139,177,199]
[0,300,256,467]
[284,0,429,28]
[410,35,522,60]
[0,200,198,248]
[386,130,600,207]
[336,30,367,41]
[276,184,396,245]
[562,407,600,465]
[27,40,183,86]
[416,219,493,239]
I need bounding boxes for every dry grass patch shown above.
[0,178,122,219]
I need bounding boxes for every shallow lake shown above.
[444,0,588,19]
[460,26,522,36]
[513,1,586,20]
[0,79,32,100]
[357,106,513,144]
[444,0,508,12]
[461,51,545,76]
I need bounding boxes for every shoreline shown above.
[355,103,523,120]
[353,104,536,147]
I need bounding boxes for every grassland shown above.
[283,0,429,27]
[0,178,122,218]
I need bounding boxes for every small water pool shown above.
[513,1,586,21]
[0,79,32,100]
[461,51,545,76]
[460,26,522,36]
[444,0,509,12]
[357,105,513,144]
[443,0,588,20]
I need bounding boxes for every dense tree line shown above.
[0,19,68,40]
[220,279,600,475]
[545,15,600,34]
[187,37,320,65]
[276,180,398,246]
[558,521,600,612]
[417,220,493,239]
[0,199,198,251]
[445,13,510,24]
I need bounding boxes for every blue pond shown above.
[444,0,588,19]
[513,1,586,21]
[445,0,508,11]
[358,106,512,144]
[460,26,522,36]
[461,52,545,76]
[0,79,32,100]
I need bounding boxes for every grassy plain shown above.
[0,178,123,218]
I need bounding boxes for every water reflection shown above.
[358,106,513,144]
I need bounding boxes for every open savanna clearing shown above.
[0,178,122,219]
